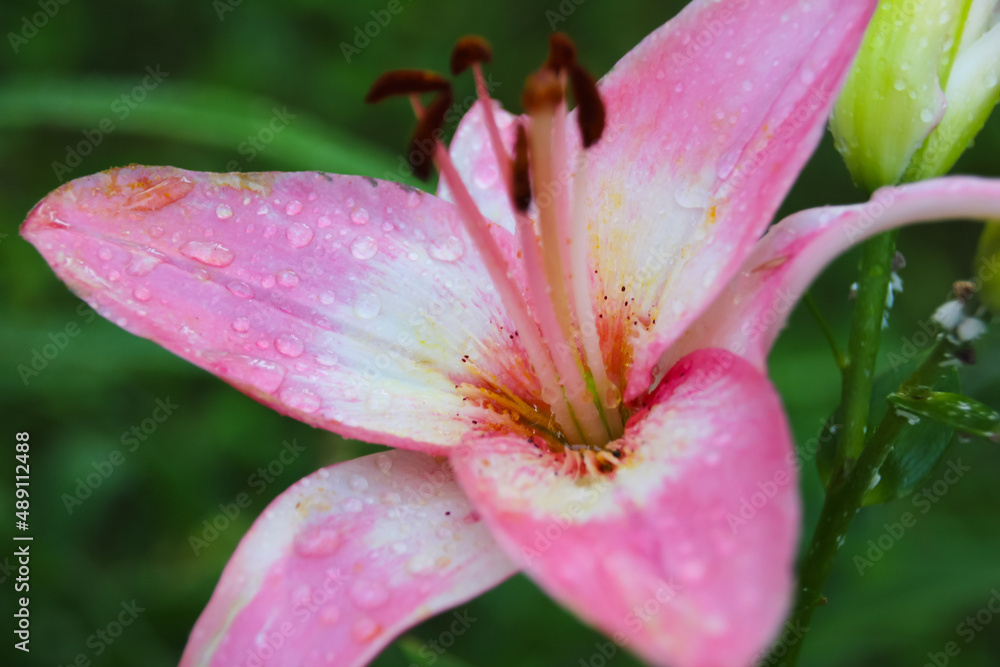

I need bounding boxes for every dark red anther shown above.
[451,36,493,75]
[407,90,453,181]
[546,33,577,71]
[512,123,532,212]
[522,69,564,114]
[365,69,451,104]
[569,64,605,148]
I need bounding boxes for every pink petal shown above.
[670,177,1000,369]
[438,99,519,234]
[581,0,877,400]
[22,166,536,453]
[451,349,798,667]
[182,450,516,667]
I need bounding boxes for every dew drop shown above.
[343,497,364,512]
[348,474,369,492]
[227,281,255,298]
[349,581,388,610]
[317,354,339,367]
[350,207,370,225]
[353,293,381,319]
[216,203,233,219]
[350,236,378,260]
[99,247,113,261]
[319,606,340,627]
[232,318,251,332]
[920,108,934,123]
[261,274,276,289]
[133,286,151,302]
[179,241,236,267]
[317,215,331,228]
[279,386,320,413]
[375,454,393,473]
[275,333,305,357]
[148,225,164,238]
[429,235,465,261]
[893,78,906,91]
[108,270,121,282]
[406,191,422,208]
[277,269,300,287]
[286,222,314,248]
[319,291,336,305]
[472,162,499,188]
[294,524,342,558]
[126,255,161,276]
[285,200,303,216]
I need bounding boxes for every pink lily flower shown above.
[22,1,1000,665]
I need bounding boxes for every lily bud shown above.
[831,0,1000,192]
[975,221,1000,311]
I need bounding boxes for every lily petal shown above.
[581,0,877,400]
[438,99,519,234]
[22,166,535,453]
[452,349,798,667]
[670,177,1000,369]
[182,449,516,667]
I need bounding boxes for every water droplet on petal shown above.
[350,208,370,225]
[286,222,314,248]
[348,474,369,492]
[180,241,236,267]
[285,200,303,216]
[99,247,113,261]
[472,162,499,188]
[319,291,336,305]
[317,354,338,367]
[279,386,320,413]
[275,333,305,357]
[353,293,380,319]
[343,497,363,512]
[232,318,251,332]
[920,108,934,123]
[148,226,164,238]
[126,255,161,276]
[350,236,378,260]
[227,281,255,298]
[223,357,286,393]
[375,454,392,473]
[429,235,465,261]
[406,191,422,208]
[277,269,300,287]
[294,524,342,557]
[108,270,121,282]
[319,606,340,627]
[216,203,233,219]
[350,581,388,610]
[133,286,151,302]
[317,215,331,228]
[261,274,276,289]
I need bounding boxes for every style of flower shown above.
[22,1,1000,665]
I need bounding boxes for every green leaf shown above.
[887,391,1000,441]
[862,363,960,506]
[816,354,962,504]
[0,77,402,181]
[397,636,477,667]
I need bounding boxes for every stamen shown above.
[450,36,492,75]
[545,32,577,71]
[365,69,451,104]
[512,124,532,213]
[568,65,606,148]
[409,91,452,181]
[513,198,607,449]
[570,152,624,438]
[432,143,585,445]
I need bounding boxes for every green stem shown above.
[804,292,848,371]
[768,230,899,666]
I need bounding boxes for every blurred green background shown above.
[1,0,999,665]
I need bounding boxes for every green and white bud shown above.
[831,0,1000,192]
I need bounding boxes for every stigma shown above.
[367,34,624,454]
